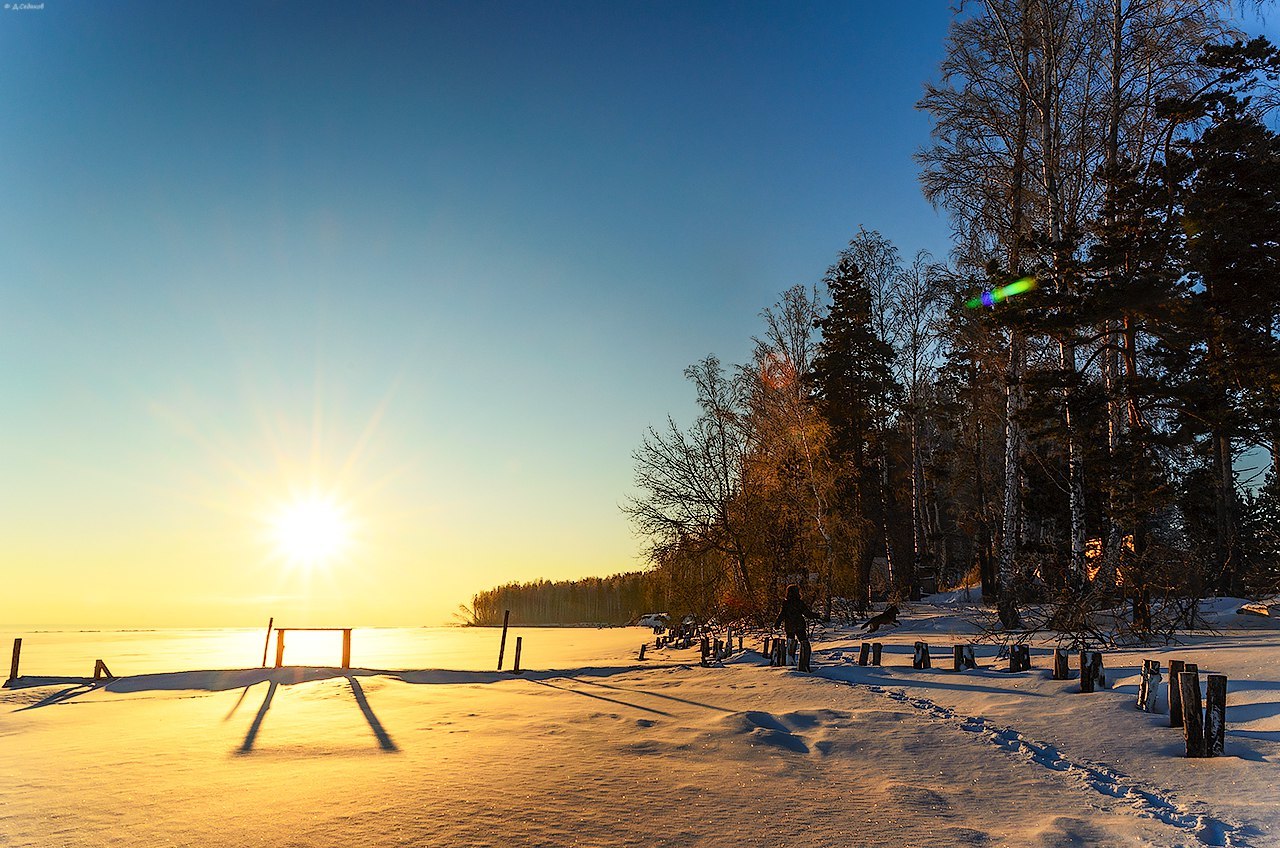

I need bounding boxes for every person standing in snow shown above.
[774,584,820,672]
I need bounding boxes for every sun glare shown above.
[271,494,351,567]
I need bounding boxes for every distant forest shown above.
[474,4,1280,638]
[465,573,667,626]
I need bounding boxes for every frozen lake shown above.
[1,625,659,677]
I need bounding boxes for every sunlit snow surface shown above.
[3,609,1279,847]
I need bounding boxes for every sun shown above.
[270,494,351,567]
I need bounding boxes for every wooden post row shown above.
[1137,660,1161,712]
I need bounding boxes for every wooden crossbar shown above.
[273,628,353,669]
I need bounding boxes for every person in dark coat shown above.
[774,584,820,671]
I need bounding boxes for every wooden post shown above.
[1080,651,1104,692]
[341,629,352,669]
[1169,661,1198,727]
[639,644,647,661]
[1168,660,1186,726]
[8,638,21,684]
[1008,645,1029,672]
[512,636,523,674]
[1205,674,1227,757]
[726,629,733,654]
[275,629,286,668]
[913,642,931,669]
[871,642,883,666]
[260,618,273,668]
[497,609,511,670]
[763,636,771,657]
[700,637,710,666]
[954,645,975,671]
[787,637,797,665]
[799,642,812,673]
[859,642,871,666]
[1180,670,1205,757]
[1052,648,1070,680]
[93,660,113,680]
[1137,660,1161,712]
[738,636,743,651]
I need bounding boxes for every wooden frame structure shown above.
[272,627,353,669]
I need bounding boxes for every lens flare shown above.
[965,276,1037,309]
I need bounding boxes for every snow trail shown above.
[812,671,1253,847]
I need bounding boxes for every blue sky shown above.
[0,1,988,625]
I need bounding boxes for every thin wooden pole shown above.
[497,609,511,670]
[341,629,352,669]
[512,636,523,674]
[639,643,646,661]
[275,629,286,669]
[8,638,21,683]
[260,617,273,668]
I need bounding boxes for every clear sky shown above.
[4,1,969,627]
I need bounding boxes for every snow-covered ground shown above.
[4,606,1278,847]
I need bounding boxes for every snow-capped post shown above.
[1009,645,1030,672]
[8,638,21,684]
[913,642,931,669]
[1052,649,1070,680]
[639,644,646,661]
[1205,674,1227,757]
[497,610,511,671]
[1137,660,1161,712]
[1180,670,1205,757]
[1079,651,1104,692]
[871,643,883,666]
[859,642,871,666]
[512,636,523,675]
[953,645,976,671]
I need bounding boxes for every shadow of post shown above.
[347,676,399,752]
[238,680,278,754]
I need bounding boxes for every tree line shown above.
[465,573,669,626]
[623,1,1280,638]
